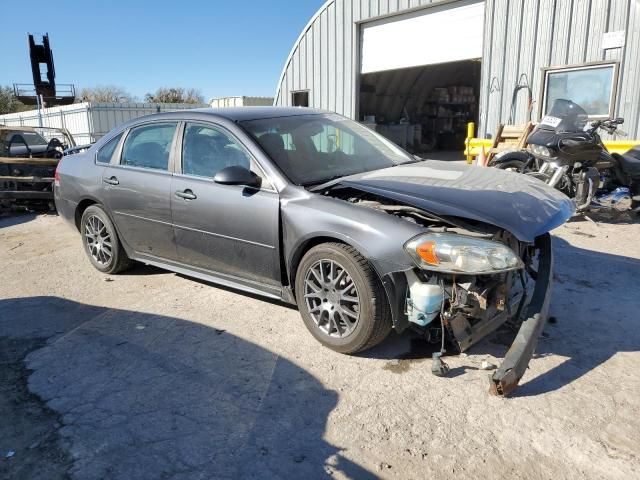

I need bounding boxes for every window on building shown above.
[292,90,310,107]
[540,62,618,119]
[121,123,177,170]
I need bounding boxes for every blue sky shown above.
[0,0,323,101]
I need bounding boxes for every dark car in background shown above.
[54,107,573,395]
[1,125,78,209]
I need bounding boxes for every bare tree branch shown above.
[79,86,135,103]
[144,87,204,104]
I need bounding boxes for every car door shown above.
[100,122,178,261]
[171,122,280,287]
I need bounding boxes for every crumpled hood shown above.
[339,160,574,242]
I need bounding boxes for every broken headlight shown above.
[404,233,523,274]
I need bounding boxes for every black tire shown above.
[490,151,532,173]
[80,205,133,274]
[493,159,527,172]
[295,243,392,354]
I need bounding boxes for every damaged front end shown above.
[402,232,552,397]
[330,188,554,396]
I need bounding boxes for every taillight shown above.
[54,161,61,187]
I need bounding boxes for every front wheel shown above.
[490,151,533,173]
[494,159,527,172]
[295,243,392,354]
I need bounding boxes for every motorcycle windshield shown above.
[539,99,589,133]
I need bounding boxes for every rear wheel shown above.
[80,205,133,274]
[295,243,392,354]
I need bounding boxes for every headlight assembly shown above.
[404,233,524,274]
[529,144,553,157]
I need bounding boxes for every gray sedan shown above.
[54,107,573,395]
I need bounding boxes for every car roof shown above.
[0,126,40,133]
[124,107,328,126]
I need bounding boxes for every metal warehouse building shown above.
[275,0,640,155]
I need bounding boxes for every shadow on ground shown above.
[0,212,41,229]
[0,296,375,480]
[361,235,640,396]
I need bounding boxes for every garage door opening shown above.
[359,59,481,158]
[358,0,484,158]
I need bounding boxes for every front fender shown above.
[280,188,423,280]
[280,188,423,328]
[489,150,533,167]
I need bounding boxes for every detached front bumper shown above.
[490,233,553,396]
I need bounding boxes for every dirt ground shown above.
[1,212,639,479]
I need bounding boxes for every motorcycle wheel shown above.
[494,159,527,173]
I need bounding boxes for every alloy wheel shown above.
[84,215,113,266]
[303,259,360,338]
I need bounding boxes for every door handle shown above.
[175,189,197,200]
[103,176,119,186]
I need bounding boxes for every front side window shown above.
[541,63,618,119]
[96,133,123,164]
[121,123,177,170]
[181,123,256,179]
[241,113,413,186]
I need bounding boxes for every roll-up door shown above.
[361,1,484,74]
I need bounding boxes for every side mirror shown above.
[214,165,261,188]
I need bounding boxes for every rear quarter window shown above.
[96,133,123,164]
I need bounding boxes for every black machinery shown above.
[13,33,75,107]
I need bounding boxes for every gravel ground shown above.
[0,212,639,479]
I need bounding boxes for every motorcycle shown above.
[490,98,640,213]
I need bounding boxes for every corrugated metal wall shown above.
[0,102,206,144]
[275,0,446,118]
[481,0,640,139]
[276,0,640,139]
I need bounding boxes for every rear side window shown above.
[121,123,177,170]
[96,133,123,164]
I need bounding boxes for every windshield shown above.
[539,99,589,133]
[240,113,414,185]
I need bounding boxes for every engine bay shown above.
[324,186,537,352]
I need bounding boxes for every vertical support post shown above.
[466,122,475,164]
[36,94,44,127]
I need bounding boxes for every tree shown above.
[0,86,31,115]
[78,85,135,103]
[144,87,204,104]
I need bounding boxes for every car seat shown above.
[127,142,167,170]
